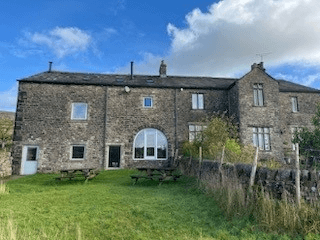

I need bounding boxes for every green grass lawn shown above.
[0,170,306,240]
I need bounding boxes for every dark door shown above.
[109,146,120,167]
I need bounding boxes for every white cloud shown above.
[27,27,92,58]
[0,84,17,112]
[133,0,320,78]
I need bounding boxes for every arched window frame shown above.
[133,128,168,160]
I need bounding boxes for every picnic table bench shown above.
[131,167,182,184]
[55,168,100,181]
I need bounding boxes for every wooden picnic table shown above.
[56,168,100,181]
[131,167,181,184]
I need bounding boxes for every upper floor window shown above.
[252,127,270,150]
[192,93,204,109]
[253,84,264,106]
[291,97,298,112]
[143,97,153,108]
[71,103,88,120]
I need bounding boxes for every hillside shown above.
[0,111,15,120]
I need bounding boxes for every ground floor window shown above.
[291,127,302,150]
[252,127,270,150]
[71,145,85,160]
[133,128,167,160]
[189,124,207,142]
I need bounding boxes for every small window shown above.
[253,84,264,106]
[253,127,270,150]
[143,97,153,108]
[292,97,298,112]
[71,103,88,120]
[71,145,85,160]
[26,147,38,161]
[192,94,204,109]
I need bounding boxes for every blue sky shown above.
[1,0,320,112]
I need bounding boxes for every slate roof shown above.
[18,71,320,93]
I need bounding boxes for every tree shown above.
[183,113,243,158]
[0,118,13,150]
[293,103,320,158]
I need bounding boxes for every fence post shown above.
[173,149,179,167]
[219,145,225,184]
[249,147,259,190]
[295,143,301,208]
[198,147,202,181]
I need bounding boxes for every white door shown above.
[21,146,39,175]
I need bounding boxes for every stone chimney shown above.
[159,60,167,78]
[251,62,265,71]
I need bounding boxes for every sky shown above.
[1,0,320,112]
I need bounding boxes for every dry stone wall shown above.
[0,151,12,177]
[179,159,320,201]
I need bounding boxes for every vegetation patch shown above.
[0,170,293,239]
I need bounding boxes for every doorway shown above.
[108,146,120,168]
[21,146,39,175]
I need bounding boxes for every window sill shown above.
[133,159,167,161]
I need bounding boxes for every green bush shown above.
[182,114,255,163]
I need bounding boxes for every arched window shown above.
[133,128,167,160]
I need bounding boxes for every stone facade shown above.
[11,62,320,174]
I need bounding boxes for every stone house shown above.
[11,61,320,175]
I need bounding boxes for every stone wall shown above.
[237,66,282,160]
[0,151,12,177]
[12,82,106,174]
[179,159,319,201]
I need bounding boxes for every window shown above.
[192,94,204,109]
[71,103,88,120]
[26,147,38,161]
[253,84,264,106]
[133,128,167,160]
[252,127,270,150]
[143,97,153,108]
[291,127,302,150]
[189,124,206,142]
[292,97,298,112]
[71,145,85,160]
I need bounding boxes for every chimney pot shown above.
[48,61,53,72]
[251,62,265,71]
[131,61,134,80]
[159,60,167,78]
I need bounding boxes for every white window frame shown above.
[253,84,264,106]
[189,124,207,142]
[291,97,298,112]
[253,127,270,150]
[71,103,88,120]
[71,145,86,160]
[143,97,153,108]
[133,128,168,160]
[192,93,204,109]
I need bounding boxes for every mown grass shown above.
[0,169,296,239]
